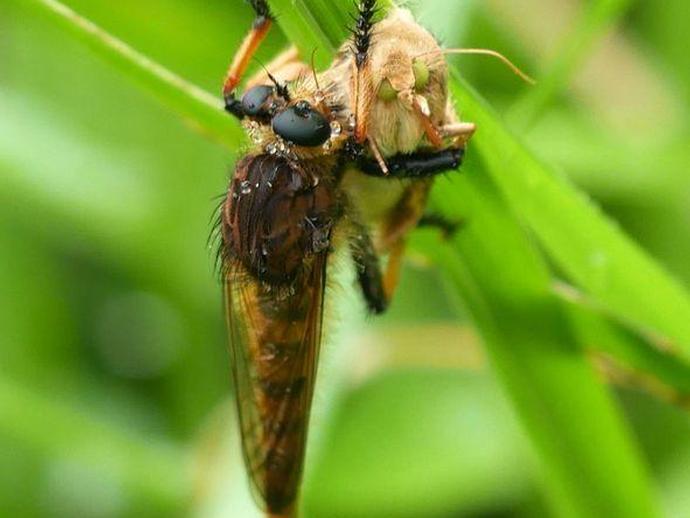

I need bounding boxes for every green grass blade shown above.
[452,77,690,358]
[561,295,690,400]
[508,0,633,128]
[422,166,659,518]
[17,0,244,149]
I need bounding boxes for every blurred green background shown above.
[2,0,690,516]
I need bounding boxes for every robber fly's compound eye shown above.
[241,85,275,117]
[271,101,331,147]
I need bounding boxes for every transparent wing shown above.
[224,254,327,514]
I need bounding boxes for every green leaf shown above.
[424,163,659,518]
[18,0,244,149]
[452,76,690,358]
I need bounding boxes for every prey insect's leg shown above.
[442,122,477,147]
[358,148,465,179]
[350,221,388,314]
[222,0,274,118]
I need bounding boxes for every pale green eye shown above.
[413,59,430,91]
[377,79,397,101]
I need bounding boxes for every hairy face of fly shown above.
[240,81,345,159]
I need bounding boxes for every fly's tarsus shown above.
[349,220,388,314]
[248,0,273,23]
[352,0,378,68]
[358,148,465,178]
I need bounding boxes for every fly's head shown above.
[240,76,349,162]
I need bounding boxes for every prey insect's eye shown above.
[271,101,331,147]
[241,85,274,117]
[413,59,430,91]
[377,79,397,102]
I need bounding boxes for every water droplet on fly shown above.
[240,180,252,195]
[330,120,342,136]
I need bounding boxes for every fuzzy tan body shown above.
[345,8,452,156]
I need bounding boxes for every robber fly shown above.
[215,1,530,516]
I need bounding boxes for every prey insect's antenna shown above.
[422,48,536,85]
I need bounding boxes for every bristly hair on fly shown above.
[209,193,230,282]
[350,0,378,68]
[267,72,291,102]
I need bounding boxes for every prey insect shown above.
[215,1,531,516]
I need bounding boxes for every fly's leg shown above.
[358,148,466,179]
[417,214,462,238]
[350,221,388,314]
[222,0,274,119]
[351,0,377,144]
[382,239,406,302]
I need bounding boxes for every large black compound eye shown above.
[241,85,274,117]
[271,101,331,147]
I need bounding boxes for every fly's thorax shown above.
[223,153,342,286]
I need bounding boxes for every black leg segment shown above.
[358,148,465,179]
[350,222,388,315]
[417,213,463,238]
[248,0,273,23]
[353,0,378,68]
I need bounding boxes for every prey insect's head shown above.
[376,52,437,103]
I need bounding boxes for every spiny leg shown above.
[418,214,463,238]
[350,221,388,314]
[223,0,274,119]
[358,148,465,179]
[351,0,378,143]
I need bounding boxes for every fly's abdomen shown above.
[222,153,334,515]
[245,273,325,513]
